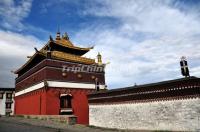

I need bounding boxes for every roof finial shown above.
[63,32,69,40]
[97,52,102,65]
[56,26,61,40]
[34,47,39,53]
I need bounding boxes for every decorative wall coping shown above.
[89,95,200,105]
[88,77,200,104]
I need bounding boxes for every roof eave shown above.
[14,52,46,74]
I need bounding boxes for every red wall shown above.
[15,87,94,125]
[45,88,94,124]
[69,89,90,124]
[15,89,47,115]
[46,88,60,115]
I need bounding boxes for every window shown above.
[6,93,12,99]
[60,94,73,115]
[6,103,12,109]
[0,93,3,99]
[60,95,72,108]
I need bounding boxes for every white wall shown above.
[11,95,15,115]
[0,93,6,115]
[0,92,15,116]
[89,98,200,131]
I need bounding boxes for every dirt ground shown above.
[0,116,148,132]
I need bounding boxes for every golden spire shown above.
[97,52,102,65]
[62,32,69,40]
[56,27,61,40]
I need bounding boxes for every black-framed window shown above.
[6,93,12,99]
[6,103,12,109]
[0,93,3,99]
[60,95,72,108]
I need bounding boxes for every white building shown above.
[0,88,15,116]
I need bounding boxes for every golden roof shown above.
[54,38,93,51]
[50,51,95,64]
[55,39,73,46]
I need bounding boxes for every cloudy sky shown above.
[0,0,200,88]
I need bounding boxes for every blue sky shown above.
[0,0,200,88]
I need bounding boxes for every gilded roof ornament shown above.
[97,52,102,65]
[62,32,69,40]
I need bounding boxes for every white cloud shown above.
[84,0,200,36]
[0,0,33,30]
[75,0,200,88]
[0,30,43,56]
[0,30,43,87]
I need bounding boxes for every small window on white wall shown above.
[6,103,12,109]
[0,93,3,99]
[6,93,12,99]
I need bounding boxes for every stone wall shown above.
[89,98,200,131]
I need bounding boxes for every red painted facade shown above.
[14,32,106,125]
[15,89,47,115]
[45,88,94,124]
[15,60,104,124]
[15,87,95,124]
